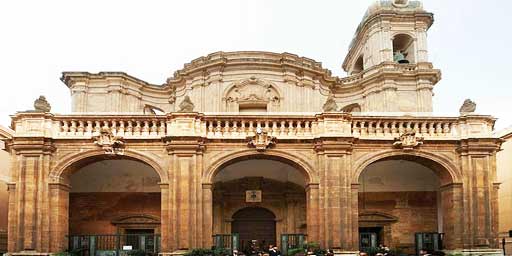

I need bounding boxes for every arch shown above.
[204,149,318,185]
[392,33,416,64]
[351,55,364,75]
[50,148,168,184]
[341,103,362,113]
[352,149,460,185]
[111,214,161,225]
[232,207,277,220]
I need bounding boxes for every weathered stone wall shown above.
[359,191,438,252]
[69,192,161,234]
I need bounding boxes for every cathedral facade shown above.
[2,1,504,255]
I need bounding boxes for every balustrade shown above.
[10,113,494,140]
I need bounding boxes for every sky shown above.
[0,0,511,130]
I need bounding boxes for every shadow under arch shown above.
[203,149,318,186]
[352,149,461,185]
[50,149,168,184]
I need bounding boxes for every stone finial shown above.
[178,96,195,112]
[459,99,476,115]
[322,95,338,112]
[34,95,51,112]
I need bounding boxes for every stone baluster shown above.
[232,120,239,136]
[398,122,405,134]
[111,120,117,135]
[77,121,85,134]
[126,121,133,135]
[352,121,360,136]
[390,121,397,136]
[297,120,303,136]
[207,121,214,136]
[368,121,375,135]
[305,121,311,135]
[443,122,450,135]
[94,121,101,134]
[360,121,367,136]
[61,121,69,134]
[69,120,77,134]
[383,121,390,136]
[118,121,125,136]
[249,121,255,134]
[428,122,435,136]
[134,121,142,135]
[413,122,420,133]
[158,120,166,136]
[288,120,294,136]
[215,121,222,137]
[85,121,93,135]
[280,121,286,136]
[271,121,278,136]
[375,121,382,136]
[240,121,247,137]
[150,120,158,135]
[435,122,443,136]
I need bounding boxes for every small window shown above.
[239,104,267,113]
[352,55,364,75]
[392,34,415,64]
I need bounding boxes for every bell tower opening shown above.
[393,34,416,64]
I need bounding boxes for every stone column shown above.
[166,138,205,251]
[48,183,70,252]
[202,183,213,248]
[458,139,501,249]
[160,183,171,252]
[306,184,320,245]
[315,139,355,250]
[440,183,463,250]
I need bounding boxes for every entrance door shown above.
[232,207,276,253]
[359,227,382,251]
[124,229,155,251]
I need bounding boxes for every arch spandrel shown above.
[352,149,461,185]
[50,148,169,184]
[203,149,318,185]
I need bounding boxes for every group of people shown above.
[358,244,445,256]
[234,242,281,256]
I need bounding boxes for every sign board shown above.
[122,245,133,251]
[246,190,262,202]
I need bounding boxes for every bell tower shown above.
[343,0,432,74]
[341,0,440,113]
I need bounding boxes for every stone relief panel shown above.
[224,77,281,112]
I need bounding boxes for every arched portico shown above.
[205,150,319,250]
[353,150,464,251]
[46,149,168,253]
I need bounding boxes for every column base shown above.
[443,249,504,256]
[333,249,359,256]
[159,250,190,256]
[4,251,52,256]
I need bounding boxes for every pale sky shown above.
[1,0,511,130]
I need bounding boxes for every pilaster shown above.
[165,137,206,251]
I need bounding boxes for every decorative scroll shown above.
[93,127,125,155]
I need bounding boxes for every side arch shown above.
[203,149,318,185]
[50,148,168,184]
[352,149,461,185]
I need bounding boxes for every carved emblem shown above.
[247,127,276,152]
[225,77,281,111]
[93,127,125,155]
[393,129,423,150]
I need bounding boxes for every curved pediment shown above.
[359,211,398,223]
[223,77,282,112]
[111,214,161,225]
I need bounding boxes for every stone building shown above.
[0,125,13,253]
[498,127,512,254]
[2,1,505,255]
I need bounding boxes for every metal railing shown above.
[68,234,161,256]
[281,234,306,255]
[213,234,240,251]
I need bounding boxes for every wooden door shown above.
[232,207,276,253]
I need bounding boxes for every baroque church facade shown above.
[2,1,505,255]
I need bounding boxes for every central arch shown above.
[207,150,316,250]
